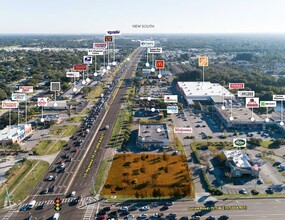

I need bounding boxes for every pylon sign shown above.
[37,98,48,107]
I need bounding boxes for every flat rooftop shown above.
[215,106,263,122]
[138,85,172,97]
[178,81,233,98]
[223,150,251,169]
[138,123,169,143]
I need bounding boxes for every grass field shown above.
[32,140,67,155]
[101,154,194,198]
[0,160,49,208]
[67,116,83,123]
[92,159,108,195]
[87,85,104,99]
[108,109,132,148]
[53,125,77,137]
[261,140,273,148]
[76,108,91,115]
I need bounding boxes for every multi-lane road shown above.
[1,47,144,220]
[96,199,285,220]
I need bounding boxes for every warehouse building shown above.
[177,81,234,105]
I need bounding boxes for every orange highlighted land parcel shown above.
[102,153,194,198]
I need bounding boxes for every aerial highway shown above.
[4,47,144,220]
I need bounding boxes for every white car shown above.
[119,206,128,211]
[139,214,148,219]
[152,213,159,218]
[47,175,57,181]
[140,206,150,211]
[71,191,76,197]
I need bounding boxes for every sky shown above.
[1,0,285,34]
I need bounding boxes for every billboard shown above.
[37,98,48,107]
[106,30,121,35]
[273,95,285,101]
[198,56,209,67]
[147,47,163,54]
[229,83,245,89]
[174,127,193,134]
[140,41,155,47]
[93,43,107,49]
[19,86,33,93]
[167,106,179,114]
[50,82,61,92]
[164,95,178,103]
[233,138,247,148]
[83,56,92,64]
[245,97,259,108]
[73,64,87,71]
[155,60,165,69]
[260,101,277,108]
[2,101,18,109]
[11,93,26,101]
[104,35,113,42]
[87,49,104,56]
[66,72,80,77]
[237,91,255,98]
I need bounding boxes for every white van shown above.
[27,200,36,209]
[53,213,60,220]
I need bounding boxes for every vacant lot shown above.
[102,154,194,198]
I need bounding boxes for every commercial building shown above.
[137,123,169,149]
[214,106,264,128]
[177,81,234,105]
[0,124,32,145]
[223,150,259,177]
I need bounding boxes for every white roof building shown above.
[0,124,32,144]
[223,150,259,177]
[177,81,234,104]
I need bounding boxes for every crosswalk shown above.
[83,203,97,220]
[19,197,97,209]
[1,210,16,220]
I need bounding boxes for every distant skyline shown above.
[1,0,285,34]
